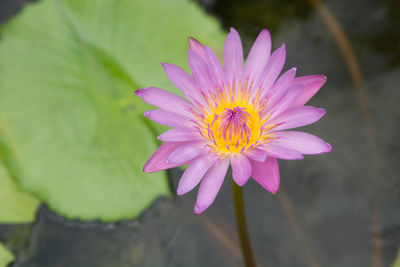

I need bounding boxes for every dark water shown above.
[1,0,399,266]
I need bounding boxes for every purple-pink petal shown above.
[260,143,304,160]
[162,63,207,108]
[188,50,215,94]
[266,67,297,108]
[224,28,243,86]
[268,106,326,132]
[244,148,268,162]
[189,37,207,60]
[244,29,271,83]
[231,154,252,186]
[144,109,190,128]
[254,44,286,98]
[268,83,305,120]
[177,153,217,196]
[205,46,226,88]
[251,157,280,194]
[291,75,327,107]
[135,87,194,118]
[273,131,332,154]
[143,142,188,173]
[194,158,229,215]
[166,141,206,164]
[157,127,203,142]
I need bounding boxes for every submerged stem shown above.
[232,181,256,267]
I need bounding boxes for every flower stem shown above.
[232,181,256,267]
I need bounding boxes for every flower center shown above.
[218,107,251,143]
[203,103,262,154]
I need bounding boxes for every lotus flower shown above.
[136,28,331,214]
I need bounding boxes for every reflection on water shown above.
[0,0,399,266]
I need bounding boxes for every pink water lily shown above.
[136,28,331,214]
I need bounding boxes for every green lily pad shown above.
[393,248,400,267]
[0,242,14,267]
[0,157,39,223]
[0,0,224,221]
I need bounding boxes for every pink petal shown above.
[143,142,188,173]
[177,153,217,195]
[260,143,304,160]
[251,157,280,194]
[166,141,207,164]
[254,44,286,99]
[205,46,226,88]
[189,37,206,60]
[135,87,194,118]
[268,83,305,119]
[157,127,203,142]
[194,158,229,214]
[291,75,327,107]
[144,109,190,128]
[244,29,271,83]
[188,50,215,94]
[266,67,297,108]
[268,106,326,132]
[273,131,332,154]
[161,63,207,108]
[231,154,252,186]
[224,28,243,86]
[244,148,268,162]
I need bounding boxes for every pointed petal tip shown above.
[229,27,238,33]
[142,165,153,173]
[325,142,333,153]
[260,28,270,35]
[261,180,280,195]
[176,181,198,196]
[305,74,327,82]
[313,74,328,85]
[188,37,207,60]
[188,37,199,45]
[176,187,185,196]
[134,89,143,96]
[251,157,280,194]
[266,182,280,194]
[259,28,272,44]
[231,154,252,186]
[227,27,241,40]
[272,43,286,57]
[318,108,327,115]
[194,205,207,215]
[270,188,279,195]
[235,180,246,187]
[160,63,172,70]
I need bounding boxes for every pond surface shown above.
[0,0,399,266]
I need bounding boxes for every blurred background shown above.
[0,0,399,266]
